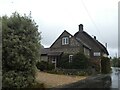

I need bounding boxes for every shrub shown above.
[76,71,87,76]
[3,71,34,88]
[101,57,111,74]
[47,69,92,76]
[59,54,71,69]
[36,61,54,71]
[59,52,89,69]
[72,52,89,69]
[36,61,47,71]
[47,63,54,70]
[29,82,45,88]
[2,12,41,88]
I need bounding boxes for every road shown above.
[110,67,120,89]
[54,67,120,89]
[55,74,111,88]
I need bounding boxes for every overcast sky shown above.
[0,0,119,57]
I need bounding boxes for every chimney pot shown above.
[94,36,96,40]
[79,24,83,31]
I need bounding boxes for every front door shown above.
[52,57,57,69]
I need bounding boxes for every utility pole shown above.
[116,52,118,58]
[105,43,107,49]
[55,58,56,70]
[115,52,120,89]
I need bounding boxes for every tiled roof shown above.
[41,48,50,55]
[74,31,109,55]
[41,48,63,56]
[48,51,63,56]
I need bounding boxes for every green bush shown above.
[3,71,34,88]
[72,52,89,69]
[36,61,47,71]
[112,57,120,67]
[2,12,41,88]
[101,57,111,74]
[76,71,87,76]
[59,54,70,69]
[47,69,92,76]
[29,82,45,88]
[59,52,89,69]
[36,61,54,71]
[47,62,55,70]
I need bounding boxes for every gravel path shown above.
[35,71,86,88]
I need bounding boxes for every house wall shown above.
[41,55,48,62]
[50,31,84,55]
[51,47,82,54]
[85,40,100,54]
[84,47,90,58]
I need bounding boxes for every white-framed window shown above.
[62,37,69,45]
[93,52,101,56]
[69,55,73,63]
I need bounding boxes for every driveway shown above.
[56,74,111,88]
[35,71,86,88]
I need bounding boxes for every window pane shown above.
[66,37,69,44]
[62,38,65,45]
[69,55,73,63]
[62,37,69,45]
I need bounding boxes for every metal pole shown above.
[100,59,101,73]
[118,70,119,89]
[55,58,56,70]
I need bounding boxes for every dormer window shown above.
[62,37,69,45]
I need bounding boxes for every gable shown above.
[50,30,82,49]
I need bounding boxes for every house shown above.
[41,24,109,71]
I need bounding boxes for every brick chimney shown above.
[79,24,83,32]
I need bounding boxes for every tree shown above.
[118,57,120,67]
[2,12,41,88]
[111,57,120,67]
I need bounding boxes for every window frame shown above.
[69,55,73,63]
[93,52,101,56]
[62,37,69,45]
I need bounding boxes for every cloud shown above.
[0,0,119,57]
